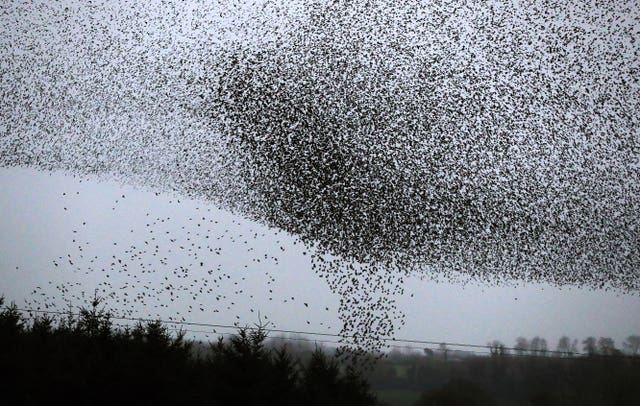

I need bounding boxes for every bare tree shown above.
[488,340,507,357]
[597,337,620,356]
[556,336,573,357]
[583,337,597,356]
[530,336,548,356]
[623,335,640,356]
[514,337,529,356]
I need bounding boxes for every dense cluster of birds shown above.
[2,0,639,358]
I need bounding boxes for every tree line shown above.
[488,334,640,357]
[0,296,379,406]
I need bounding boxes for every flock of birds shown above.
[23,186,345,340]
[2,0,639,358]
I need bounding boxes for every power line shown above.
[4,305,638,360]
[0,305,595,356]
[9,312,629,362]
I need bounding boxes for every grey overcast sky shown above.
[2,166,639,350]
